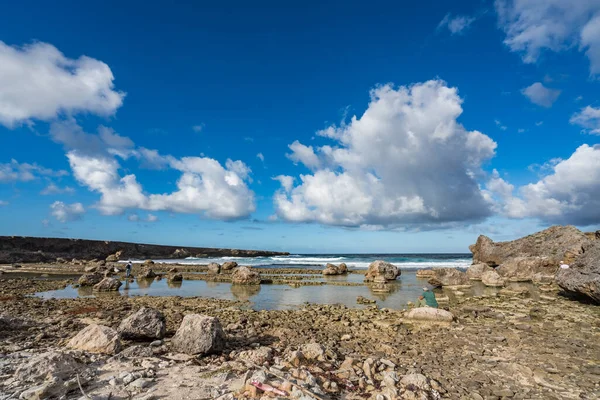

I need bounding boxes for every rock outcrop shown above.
[171,314,226,355]
[93,277,122,292]
[207,263,221,275]
[231,266,261,285]
[221,261,238,271]
[168,272,183,282]
[481,270,506,287]
[416,269,435,279]
[67,324,121,354]
[118,307,166,340]
[470,225,590,266]
[495,256,557,282]
[139,268,157,279]
[0,236,289,264]
[78,272,103,286]
[466,263,495,280]
[428,268,470,287]
[364,260,400,282]
[322,263,348,275]
[557,240,600,303]
[406,308,454,322]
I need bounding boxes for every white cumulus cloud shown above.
[521,82,561,107]
[496,0,600,75]
[492,144,600,225]
[50,201,85,222]
[51,120,255,219]
[0,41,125,128]
[274,80,498,229]
[570,105,600,134]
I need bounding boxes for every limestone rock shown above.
[207,262,221,275]
[238,346,274,365]
[78,272,103,286]
[120,345,154,358]
[357,296,376,304]
[406,308,454,322]
[67,324,121,354]
[231,266,261,285]
[118,307,166,340]
[168,272,183,282]
[14,351,86,383]
[139,268,157,279]
[470,225,590,266]
[496,256,557,281]
[557,240,600,303]
[466,263,495,280]
[481,270,506,287]
[364,260,400,282]
[322,263,348,275]
[299,343,326,361]
[532,272,555,285]
[143,259,154,265]
[93,277,122,292]
[221,261,238,271]
[416,269,435,279]
[105,250,123,262]
[428,268,469,287]
[171,314,226,355]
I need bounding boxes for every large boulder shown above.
[466,263,495,280]
[93,277,122,292]
[105,250,123,262]
[207,262,221,275]
[364,260,400,282]
[171,314,226,355]
[231,266,261,285]
[221,261,238,271]
[139,268,157,279]
[78,272,103,286]
[428,268,469,287]
[557,240,600,303]
[496,256,557,282]
[481,270,506,287]
[406,308,454,322]
[470,225,590,266]
[67,324,121,354]
[322,263,348,275]
[168,272,183,282]
[118,307,166,340]
[416,269,435,279]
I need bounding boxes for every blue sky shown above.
[1,0,599,253]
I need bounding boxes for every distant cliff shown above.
[0,236,289,264]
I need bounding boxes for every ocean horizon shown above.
[128,253,473,270]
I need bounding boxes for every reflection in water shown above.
[136,277,155,289]
[167,279,183,289]
[35,272,543,311]
[368,281,401,301]
[230,284,261,301]
[77,286,94,297]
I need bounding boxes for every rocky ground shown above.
[0,272,599,400]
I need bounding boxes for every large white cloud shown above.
[50,120,255,219]
[274,80,498,228]
[495,0,600,75]
[0,41,125,128]
[490,144,600,225]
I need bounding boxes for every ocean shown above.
[143,253,473,270]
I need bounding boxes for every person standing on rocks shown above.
[422,287,438,308]
[126,261,132,278]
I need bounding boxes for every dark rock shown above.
[78,272,103,286]
[221,261,238,271]
[207,263,221,275]
[557,240,600,303]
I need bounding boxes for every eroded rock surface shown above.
[231,266,261,285]
[364,260,400,282]
[118,307,166,340]
[557,240,600,303]
[171,314,226,355]
[67,324,121,354]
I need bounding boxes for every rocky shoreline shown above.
[0,236,289,264]
[0,226,599,399]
